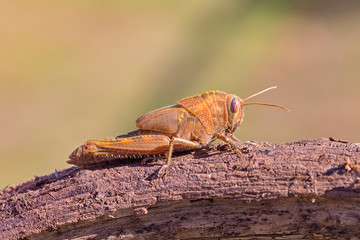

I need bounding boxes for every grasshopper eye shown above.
[230,97,240,113]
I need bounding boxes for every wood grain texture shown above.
[1,138,360,239]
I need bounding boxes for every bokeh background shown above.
[1,0,359,188]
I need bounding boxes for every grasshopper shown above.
[68,86,289,173]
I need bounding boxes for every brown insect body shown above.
[68,87,289,167]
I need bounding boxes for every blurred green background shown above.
[1,0,360,188]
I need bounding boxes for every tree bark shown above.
[1,138,360,240]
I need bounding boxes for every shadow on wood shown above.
[1,138,360,239]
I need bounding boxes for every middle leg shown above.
[156,137,201,176]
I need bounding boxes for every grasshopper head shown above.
[226,86,290,134]
[226,94,244,133]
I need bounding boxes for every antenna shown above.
[243,102,290,112]
[243,86,290,112]
[243,86,277,102]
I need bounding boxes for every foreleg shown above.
[216,133,247,153]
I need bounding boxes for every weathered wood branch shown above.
[1,138,360,239]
